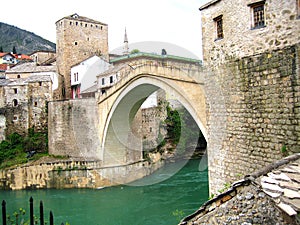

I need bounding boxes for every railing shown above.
[2,197,57,225]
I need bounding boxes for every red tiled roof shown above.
[0,64,9,71]
[13,54,31,60]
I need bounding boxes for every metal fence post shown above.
[29,197,34,225]
[40,201,44,225]
[2,200,6,225]
[49,211,54,225]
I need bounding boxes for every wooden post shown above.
[49,211,54,225]
[2,200,6,225]
[40,201,44,225]
[29,197,34,225]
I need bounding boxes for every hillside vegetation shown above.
[0,22,55,55]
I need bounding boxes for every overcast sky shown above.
[0,0,211,59]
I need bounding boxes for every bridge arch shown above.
[98,67,207,167]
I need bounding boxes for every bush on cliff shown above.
[0,128,48,168]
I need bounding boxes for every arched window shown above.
[13,99,18,107]
[17,74,21,78]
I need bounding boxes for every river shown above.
[1,159,208,225]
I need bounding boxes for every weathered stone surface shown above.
[284,189,300,199]
[277,202,297,216]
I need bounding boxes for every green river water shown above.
[1,159,208,225]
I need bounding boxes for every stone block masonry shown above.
[205,44,300,194]
[48,98,101,159]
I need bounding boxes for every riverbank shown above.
[1,159,209,225]
[0,156,164,190]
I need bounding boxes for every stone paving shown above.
[180,153,300,225]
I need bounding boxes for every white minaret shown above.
[123,28,129,55]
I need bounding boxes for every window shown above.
[13,115,18,121]
[17,75,21,78]
[102,78,105,85]
[249,1,265,29]
[110,76,113,84]
[214,15,223,40]
[34,102,38,107]
[74,41,78,46]
[13,99,18,107]
[13,88,18,94]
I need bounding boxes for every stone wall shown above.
[48,98,101,159]
[200,0,300,194]
[0,159,163,190]
[205,44,300,194]
[200,0,300,65]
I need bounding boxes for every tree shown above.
[12,46,17,54]
[130,49,140,54]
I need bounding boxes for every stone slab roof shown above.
[56,13,107,26]
[97,63,128,77]
[0,75,51,86]
[6,62,56,73]
[80,84,98,94]
[180,153,300,225]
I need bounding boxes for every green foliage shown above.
[165,104,181,145]
[12,46,17,54]
[0,22,56,55]
[23,128,48,153]
[172,209,185,222]
[281,144,288,156]
[0,128,48,168]
[130,49,140,54]
[217,182,231,193]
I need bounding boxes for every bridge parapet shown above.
[97,62,203,104]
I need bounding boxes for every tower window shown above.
[13,99,18,107]
[249,1,265,29]
[17,74,21,78]
[85,24,88,27]
[214,15,223,40]
[14,88,18,94]
[110,76,113,84]
[76,22,78,26]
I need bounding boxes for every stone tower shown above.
[55,13,109,99]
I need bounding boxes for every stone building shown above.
[0,63,58,141]
[0,75,53,140]
[55,13,109,99]
[30,50,56,65]
[199,0,300,193]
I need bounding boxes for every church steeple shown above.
[123,28,129,55]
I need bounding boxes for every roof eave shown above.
[199,0,222,11]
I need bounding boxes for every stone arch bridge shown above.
[97,62,207,166]
[48,57,214,186]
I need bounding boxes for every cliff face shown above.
[0,22,55,54]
